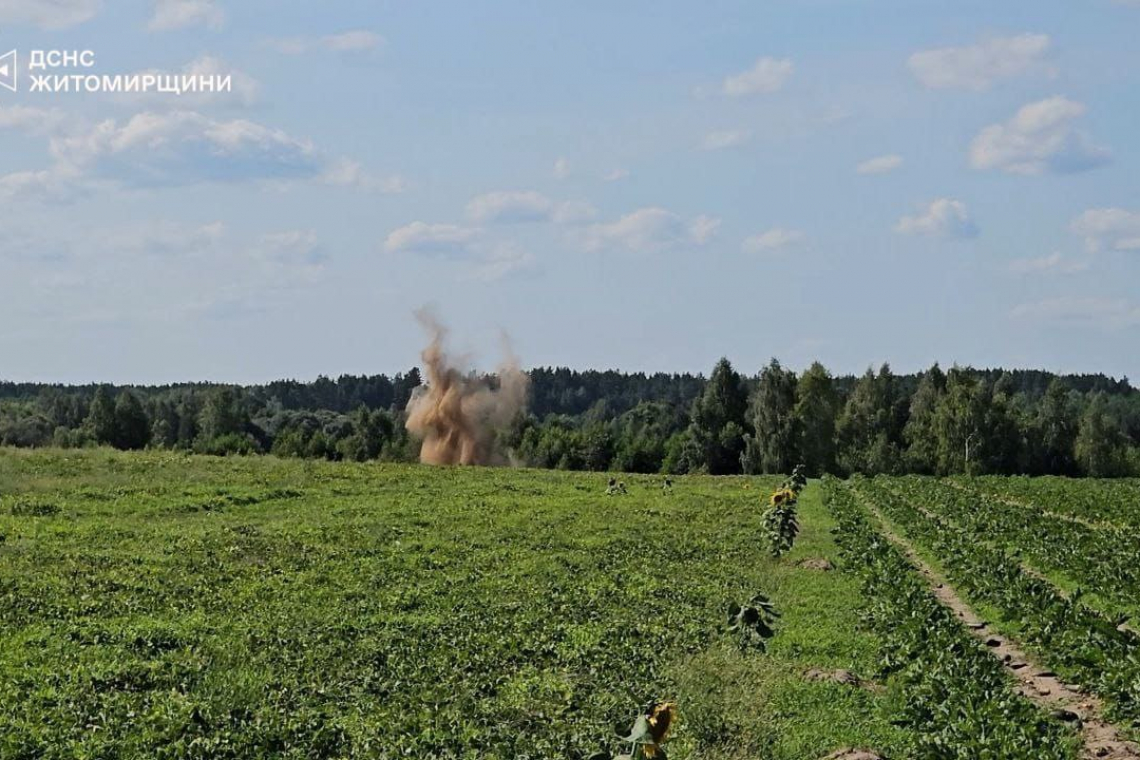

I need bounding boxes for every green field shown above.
[7,451,1140,759]
[1,450,913,760]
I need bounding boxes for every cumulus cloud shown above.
[723,57,793,96]
[1,109,390,199]
[689,215,722,244]
[584,207,717,252]
[908,33,1053,90]
[0,106,67,135]
[321,159,405,193]
[603,168,630,182]
[1012,296,1140,328]
[464,190,596,225]
[148,0,224,31]
[383,222,534,281]
[856,154,903,175]
[1070,208,1140,252]
[1008,252,1090,275]
[743,228,804,252]
[0,0,99,28]
[465,191,555,224]
[700,129,751,151]
[49,111,321,186]
[269,30,384,54]
[894,199,979,239]
[0,167,82,203]
[384,222,481,255]
[553,157,571,180]
[969,96,1110,175]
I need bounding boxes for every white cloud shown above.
[466,191,555,224]
[464,190,595,225]
[255,230,323,271]
[1008,252,1090,275]
[969,96,1110,175]
[47,111,322,187]
[894,198,979,239]
[269,30,384,54]
[700,129,751,151]
[148,0,224,31]
[856,154,903,175]
[584,207,716,253]
[100,220,226,256]
[908,33,1052,90]
[0,0,99,28]
[689,215,722,244]
[603,168,629,182]
[723,57,793,96]
[1012,297,1140,328]
[553,157,571,180]
[551,200,598,225]
[321,159,405,193]
[384,222,481,255]
[1071,208,1140,252]
[0,167,81,203]
[2,110,388,200]
[743,228,804,252]
[469,244,535,282]
[0,106,66,135]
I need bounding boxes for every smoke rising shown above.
[405,309,529,466]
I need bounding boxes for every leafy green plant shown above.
[761,488,800,557]
[726,593,779,650]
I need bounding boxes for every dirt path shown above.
[851,488,1140,760]
[884,482,1140,638]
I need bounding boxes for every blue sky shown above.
[1,0,1138,384]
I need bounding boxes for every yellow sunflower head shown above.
[645,701,677,749]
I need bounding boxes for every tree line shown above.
[1,360,1137,477]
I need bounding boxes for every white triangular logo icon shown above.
[0,51,17,92]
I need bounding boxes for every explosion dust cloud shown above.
[404,310,529,466]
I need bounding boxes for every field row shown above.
[849,476,1140,729]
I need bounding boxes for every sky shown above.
[1,0,1138,385]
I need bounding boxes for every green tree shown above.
[836,365,904,475]
[686,358,749,474]
[86,386,118,446]
[1075,393,1128,477]
[112,391,151,450]
[793,362,837,476]
[1035,379,1078,475]
[741,359,799,475]
[903,364,946,474]
[198,388,248,442]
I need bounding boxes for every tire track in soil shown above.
[851,487,1140,760]
[883,482,1140,638]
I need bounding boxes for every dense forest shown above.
[1,361,1138,477]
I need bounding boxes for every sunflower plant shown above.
[726,593,780,650]
[761,487,800,558]
[616,701,677,759]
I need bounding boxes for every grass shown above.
[0,449,911,759]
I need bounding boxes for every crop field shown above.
[4,450,1140,759]
[1,450,910,760]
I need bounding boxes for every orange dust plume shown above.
[404,309,529,466]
